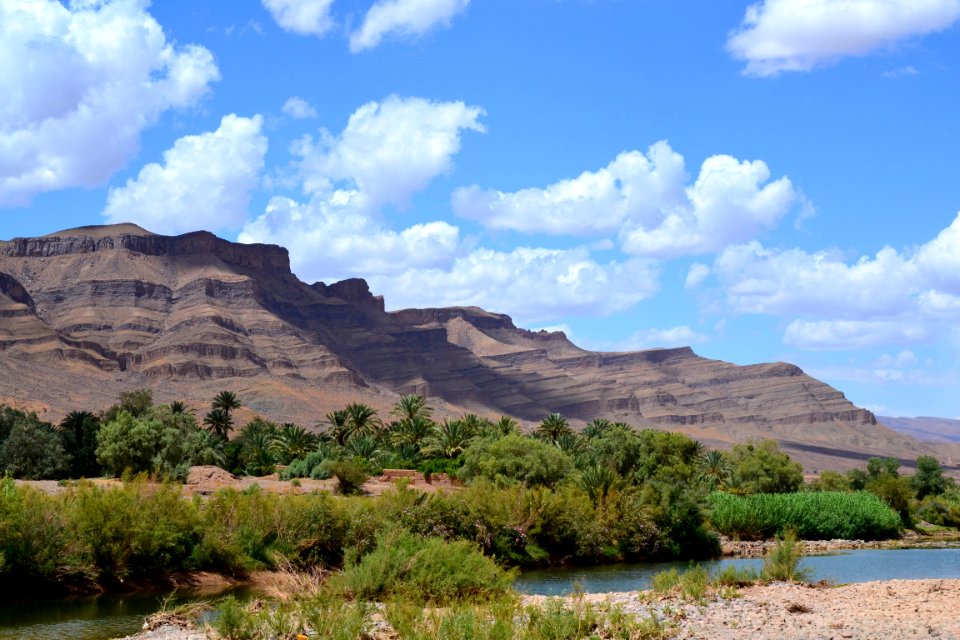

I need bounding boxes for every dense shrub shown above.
[917,493,960,528]
[322,459,370,495]
[96,408,221,479]
[0,417,69,480]
[709,491,901,540]
[459,434,573,487]
[333,529,514,603]
[727,440,803,494]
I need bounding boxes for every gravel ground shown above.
[562,579,960,640]
[117,579,960,640]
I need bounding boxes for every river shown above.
[1,548,959,639]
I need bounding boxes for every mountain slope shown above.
[0,224,953,471]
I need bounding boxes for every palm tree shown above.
[169,400,191,415]
[203,408,233,440]
[389,414,434,449]
[424,419,476,459]
[688,440,706,465]
[535,413,572,443]
[554,431,586,456]
[344,403,382,440]
[273,423,319,464]
[323,409,350,446]
[243,428,277,476]
[701,449,732,489]
[490,415,520,437]
[391,394,433,422]
[578,464,621,504]
[345,434,381,461]
[582,418,612,440]
[212,391,241,420]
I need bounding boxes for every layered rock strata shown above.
[0,224,950,470]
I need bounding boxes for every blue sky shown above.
[3,0,960,418]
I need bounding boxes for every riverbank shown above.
[115,579,960,640]
[720,532,960,557]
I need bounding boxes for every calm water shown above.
[2,549,959,639]
[515,548,960,596]
[0,588,249,640]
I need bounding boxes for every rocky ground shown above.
[569,579,960,639]
[116,579,960,640]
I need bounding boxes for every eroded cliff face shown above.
[0,224,945,469]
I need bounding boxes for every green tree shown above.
[59,410,101,478]
[101,389,154,423]
[912,455,947,500]
[97,407,223,478]
[323,408,350,446]
[203,408,233,441]
[424,418,476,459]
[212,391,242,416]
[807,470,850,492]
[582,418,612,440]
[96,411,163,476]
[343,403,382,441]
[700,450,732,490]
[390,394,432,422]
[728,440,803,494]
[535,413,572,443]
[459,434,573,487]
[0,417,69,479]
[867,457,900,479]
[272,423,318,464]
[489,415,520,437]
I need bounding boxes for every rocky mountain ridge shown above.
[0,224,953,470]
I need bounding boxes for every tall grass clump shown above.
[333,529,515,604]
[709,491,901,540]
[760,530,810,582]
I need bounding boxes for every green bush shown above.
[321,458,370,495]
[761,530,810,582]
[459,435,573,488]
[70,479,200,581]
[709,491,901,540]
[917,493,960,527]
[728,440,803,494]
[0,418,69,480]
[333,529,514,604]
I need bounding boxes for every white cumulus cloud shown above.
[783,319,930,350]
[714,211,960,349]
[0,0,219,206]
[717,242,919,317]
[350,0,470,52]
[239,195,462,282]
[453,141,797,258]
[728,0,960,76]
[295,95,485,211]
[241,94,656,324]
[685,263,711,289]
[241,95,483,280]
[103,115,267,235]
[282,96,318,119]
[370,247,659,325]
[262,0,336,36]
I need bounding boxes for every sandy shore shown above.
[116,579,960,640]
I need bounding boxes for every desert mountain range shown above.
[1,224,956,471]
